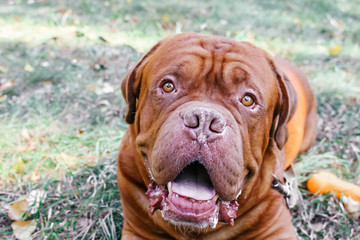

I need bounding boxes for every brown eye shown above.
[241,95,255,107]
[162,81,175,93]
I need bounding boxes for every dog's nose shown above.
[183,107,226,143]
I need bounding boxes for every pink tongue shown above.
[171,163,216,201]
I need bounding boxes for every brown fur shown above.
[117,33,317,239]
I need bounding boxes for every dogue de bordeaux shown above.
[117,32,317,239]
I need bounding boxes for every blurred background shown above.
[0,0,359,239]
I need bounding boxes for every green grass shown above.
[0,0,359,239]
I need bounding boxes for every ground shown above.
[0,0,359,239]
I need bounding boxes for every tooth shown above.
[167,182,172,195]
[213,194,219,202]
[190,199,195,202]
[235,189,242,199]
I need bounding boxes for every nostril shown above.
[184,113,199,128]
[209,118,226,133]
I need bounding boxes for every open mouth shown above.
[146,162,239,229]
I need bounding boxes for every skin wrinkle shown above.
[140,95,191,152]
[223,65,248,93]
[205,141,226,193]
[251,127,267,167]
[173,55,206,92]
[240,129,257,172]
[214,139,241,187]
[160,127,187,167]
[217,137,241,190]
[173,145,187,174]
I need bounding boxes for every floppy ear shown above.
[267,58,298,149]
[121,41,163,124]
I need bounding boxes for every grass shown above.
[0,0,359,239]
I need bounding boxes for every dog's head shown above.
[121,32,297,229]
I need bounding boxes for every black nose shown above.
[183,107,226,143]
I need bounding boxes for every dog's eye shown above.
[241,95,255,107]
[162,81,175,93]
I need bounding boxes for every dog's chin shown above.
[161,188,220,229]
[162,211,219,230]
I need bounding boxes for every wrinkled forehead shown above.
[144,33,277,93]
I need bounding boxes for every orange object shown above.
[307,171,360,202]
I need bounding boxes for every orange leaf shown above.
[8,196,29,221]
[86,85,98,93]
[0,79,15,91]
[131,16,138,23]
[328,44,342,56]
[30,173,40,181]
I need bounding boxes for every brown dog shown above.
[117,32,317,239]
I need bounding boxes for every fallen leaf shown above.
[74,18,80,25]
[342,195,360,218]
[86,85,98,93]
[200,23,208,30]
[30,173,40,181]
[42,81,53,86]
[40,61,49,67]
[28,190,47,205]
[220,19,228,25]
[102,83,114,93]
[328,44,342,56]
[131,16,138,23]
[18,128,37,152]
[8,196,29,221]
[56,6,67,14]
[28,190,47,214]
[162,14,170,23]
[246,31,256,42]
[13,16,21,22]
[11,220,37,240]
[294,17,301,27]
[0,65,8,72]
[20,128,33,141]
[56,152,77,167]
[0,79,15,91]
[63,9,72,17]
[76,217,91,229]
[99,99,111,106]
[24,64,34,72]
[11,158,26,173]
